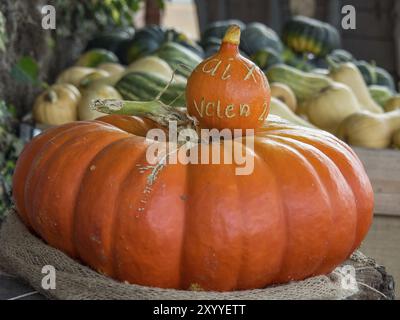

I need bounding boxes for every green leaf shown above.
[10,56,40,85]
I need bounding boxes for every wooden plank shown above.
[354,148,400,179]
[353,147,400,217]
[339,0,394,11]
[360,215,400,299]
[194,0,208,32]
[370,180,400,194]
[374,194,400,216]
[196,0,288,32]
[326,0,341,29]
[225,0,270,24]
[340,11,394,40]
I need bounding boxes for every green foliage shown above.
[10,56,49,90]
[10,56,40,85]
[92,0,142,27]
[0,101,24,219]
[53,0,165,37]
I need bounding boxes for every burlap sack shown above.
[0,209,381,300]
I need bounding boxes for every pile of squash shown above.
[32,25,203,126]
[33,17,400,150]
[265,61,400,150]
[188,17,400,151]
[201,16,400,150]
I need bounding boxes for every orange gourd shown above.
[186,25,271,131]
[13,118,373,291]
[12,26,374,292]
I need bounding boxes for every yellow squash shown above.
[269,97,315,128]
[52,83,81,100]
[302,82,361,133]
[56,66,97,87]
[337,110,400,149]
[384,95,400,112]
[33,84,80,125]
[328,62,383,114]
[78,69,111,88]
[78,83,122,121]
[270,83,297,112]
[97,62,126,76]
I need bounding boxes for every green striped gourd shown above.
[115,72,186,108]
[155,42,202,78]
[266,64,333,101]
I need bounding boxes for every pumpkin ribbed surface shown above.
[12,115,373,291]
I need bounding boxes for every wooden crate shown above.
[354,147,400,298]
[353,147,400,217]
[360,215,399,299]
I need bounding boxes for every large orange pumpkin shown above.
[13,113,373,291]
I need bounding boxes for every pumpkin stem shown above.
[91,99,191,128]
[45,90,58,103]
[222,25,241,46]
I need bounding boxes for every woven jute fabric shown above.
[0,209,377,300]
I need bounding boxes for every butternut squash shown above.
[384,95,400,112]
[302,82,361,134]
[337,110,400,149]
[328,61,383,114]
[270,83,297,112]
[269,97,315,128]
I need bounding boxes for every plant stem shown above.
[45,90,58,103]
[91,99,191,127]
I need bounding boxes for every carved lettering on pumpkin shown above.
[258,101,269,121]
[192,98,253,119]
[193,98,205,117]
[240,104,250,117]
[216,100,224,118]
[242,63,257,83]
[202,58,222,76]
[221,64,232,80]
[205,101,214,116]
[225,104,235,118]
